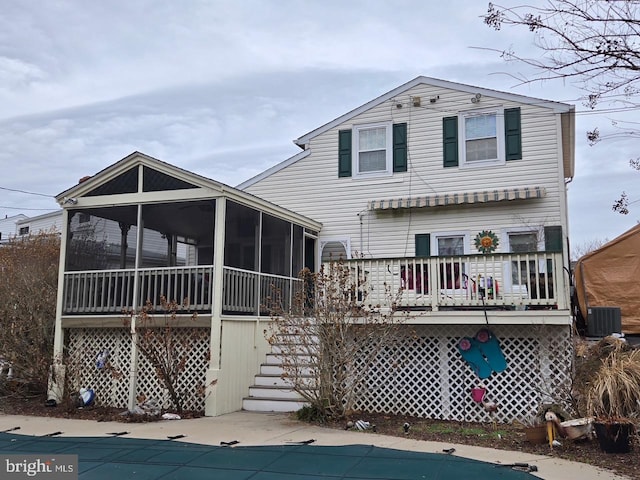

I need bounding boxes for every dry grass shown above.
[586,347,640,420]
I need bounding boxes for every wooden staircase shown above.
[242,341,314,413]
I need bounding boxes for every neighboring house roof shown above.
[237,75,575,190]
[0,214,29,242]
[16,210,62,225]
[56,151,322,231]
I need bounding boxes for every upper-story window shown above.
[443,107,521,168]
[461,111,503,164]
[354,123,392,177]
[338,123,407,178]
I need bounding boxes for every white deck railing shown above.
[63,265,301,315]
[340,251,567,311]
[222,266,301,314]
[62,252,566,315]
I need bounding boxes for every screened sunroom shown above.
[57,153,321,318]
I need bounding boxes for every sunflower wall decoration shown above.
[474,230,499,254]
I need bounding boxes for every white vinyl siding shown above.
[243,82,566,260]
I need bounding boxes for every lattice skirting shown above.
[65,327,210,412]
[352,324,573,423]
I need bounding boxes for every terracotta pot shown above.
[523,425,547,444]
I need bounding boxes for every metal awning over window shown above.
[368,186,546,210]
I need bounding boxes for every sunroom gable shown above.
[57,152,219,203]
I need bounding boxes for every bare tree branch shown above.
[484,1,640,213]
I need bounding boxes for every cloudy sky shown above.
[1,0,638,249]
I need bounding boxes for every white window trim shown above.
[432,231,470,293]
[503,227,545,293]
[431,231,470,255]
[319,237,351,263]
[503,227,543,253]
[458,107,505,168]
[352,121,393,179]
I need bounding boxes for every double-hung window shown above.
[354,122,392,177]
[459,110,504,166]
[509,232,538,285]
[436,234,467,290]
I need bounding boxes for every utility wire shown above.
[0,186,54,198]
[0,205,57,211]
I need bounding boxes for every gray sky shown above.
[1,0,638,248]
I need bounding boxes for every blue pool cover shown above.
[0,432,538,479]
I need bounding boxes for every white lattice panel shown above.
[135,327,210,412]
[66,327,210,413]
[352,324,572,422]
[66,328,131,408]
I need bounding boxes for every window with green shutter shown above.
[415,234,431,257]
[443,117,458,167]
[338,129,352,177]
[544,225,563,252]
[444,107,522,167]
[338,122,408,178]
[504,107,522,161]
[393,123,407,172]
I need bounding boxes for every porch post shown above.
[205,197,226,416]
[48,209,70,402]
[118,222,130,269]
[127,204,143,411]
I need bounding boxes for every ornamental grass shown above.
[586,348,640,421]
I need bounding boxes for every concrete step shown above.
[266,353,314,365]
[248,385,303,400]
[254,374,293,387]
[271,344,318,355]
[259,363,314,376]
[242,396,307,413]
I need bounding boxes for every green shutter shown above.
[393,123,407,172]
[504,107,522,161]
[442,117,458,167]
[544,225,563,252]
[338,129,352,177]
[415,234,431,257]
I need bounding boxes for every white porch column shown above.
[205,196,226,416]
[127,202,144,411]
[48,208,70,402]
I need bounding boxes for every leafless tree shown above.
[570,237,609,262]
[124,297,204,414]
[266,261,408,421]
[0,231,60,397]
[483,1,640,212]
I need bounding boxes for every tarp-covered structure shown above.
[575,223,640,334]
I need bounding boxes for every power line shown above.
[0,205,57,211]
[0,186,54,198]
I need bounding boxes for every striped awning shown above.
[368,186,546,211]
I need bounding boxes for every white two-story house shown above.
[51,76,575,422]
[240,76,575,421]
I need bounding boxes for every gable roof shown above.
[294,76,573,148]
[56,151,225,202]
[238,76,575,190]
[56,151,322,230]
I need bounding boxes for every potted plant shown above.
[521,415,548,444]
[586,348,640,453]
